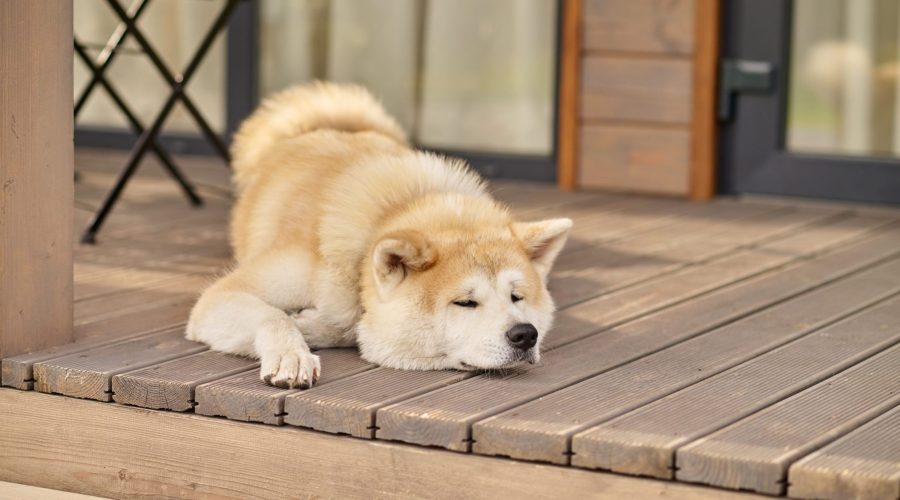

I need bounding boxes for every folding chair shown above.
[76,0,241,243]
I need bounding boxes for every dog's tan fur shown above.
[187,83,572,389]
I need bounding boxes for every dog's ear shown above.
[372,230,437,298]
[512,218,573,280]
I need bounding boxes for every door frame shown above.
[719,0,900,205]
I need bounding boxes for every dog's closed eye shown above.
[453,299,479,308]
[511,293,523,303]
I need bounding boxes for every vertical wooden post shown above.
[556,0,582,192]
[0,1,74,358]
[689,0,721,200]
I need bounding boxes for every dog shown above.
[186,83,572,389]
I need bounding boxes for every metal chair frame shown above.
[76,0,240,243]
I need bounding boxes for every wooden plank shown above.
[0,391,767,500]
[193,348,373,425]
[75,267,204,302]
[578,124,691,195]
[0,0,74,359]
[550,204,794,307]
[789,405,900,500]
[583,0,694,55]
[74,274,209,323]
[384,257,900,454]
[33,328,207,401]
[281,248,782,440]
[112,351,259,411]
[0,481,104,500]
[556,0,582,191]
[1,329,168,391]
[689,0,720,200]
[581,56,692,124]
[677,344,900,495]
[552,224,900,347]
[284,369,475,438]
[551,208,881,308]
[569,293,900,477]
[286,225,900,441]
[74,300,192,341]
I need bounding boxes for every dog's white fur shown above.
[186,83,572,389]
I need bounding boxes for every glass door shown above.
[720,0,900,205]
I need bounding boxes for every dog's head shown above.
[358,215,571,371]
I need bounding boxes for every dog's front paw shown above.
[260,349,321,389]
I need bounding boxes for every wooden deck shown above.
[3,150,900,499]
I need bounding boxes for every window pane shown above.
[73,0,227,134]
[259,0,558,155]
[787,0,900,158]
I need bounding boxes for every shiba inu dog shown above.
[187,83,572,389]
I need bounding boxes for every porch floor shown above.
[4,150,900,499]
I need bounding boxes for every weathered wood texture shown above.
[194,348,373,424]
[394,255,900,455]
[33,328,207,401]
[578,0,716,198]
[677,344,900,495]
[0,390,766,500]
[578,124,691,195]
[569,293,900,477]
[788,405,900,500]
[583,0,694,54]
[112,351,258,411]
[1,328,173,391]
[581,57,692,124]
[4,150,900,497]
[0,1,74,359]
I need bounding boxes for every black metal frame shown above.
[77,0,242,243]
[76,0,561,185]
[719,0,900,205]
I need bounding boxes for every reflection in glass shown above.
[259,0,558,155]
[788,0,900,158]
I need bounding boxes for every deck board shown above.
[193,348,374,424]
[385,256,900,455]
[676,344,900,495]
[567,293,900,478]
[788,405,900,500]
[112,350,259,411]
[3,150,900,497]
[284,223,900,442]
[33,328,207,401]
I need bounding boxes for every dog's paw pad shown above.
[260,350,321,390]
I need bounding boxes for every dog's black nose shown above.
[506,323,538,350]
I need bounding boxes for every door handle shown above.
[718,59,776,121]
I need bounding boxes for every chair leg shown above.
[74,0,151,117]
[74,41,203,208]
[81,0,241,243]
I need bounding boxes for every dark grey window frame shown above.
[719,0,900,205]
[75,0,562,183]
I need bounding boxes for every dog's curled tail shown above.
[230,81,407,192]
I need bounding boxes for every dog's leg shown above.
[187,252,322,388]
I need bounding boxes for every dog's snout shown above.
[505,323,538,350]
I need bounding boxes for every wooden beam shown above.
[0,389,764,499]
[689,0,720,200]
[556,0,582,191]
[0,1,74,358]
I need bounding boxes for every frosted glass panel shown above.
[788,0,900,158]
[259,0,557,155]
[73,0,227,134]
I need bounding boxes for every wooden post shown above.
[556,0,582,192]
[0,1,74,358]
[689,0,721,200]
